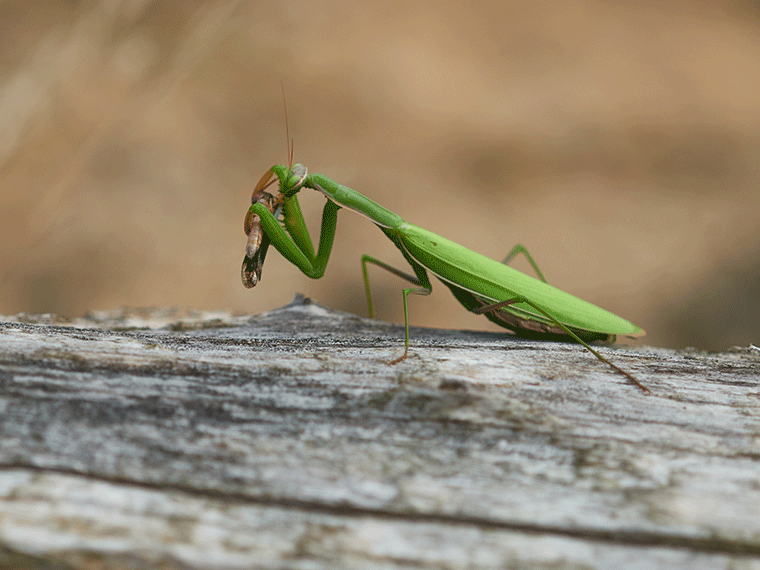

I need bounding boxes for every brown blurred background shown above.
[1,0,759,351]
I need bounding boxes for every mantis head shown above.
[275,163,308,197]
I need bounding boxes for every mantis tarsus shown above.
[242,162,648,393]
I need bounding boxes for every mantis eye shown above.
[283,164,308,195]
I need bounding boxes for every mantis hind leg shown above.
[501,244,547,283]
[473,298,650,393]
[361,255,431,364]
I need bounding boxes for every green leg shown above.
[473,298,649,393]
[392,285,432,364]
[247,196,340,279]
[501,244,547,283]
[361,255,431,363]
[361,255,421,318]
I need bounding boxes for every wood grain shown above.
[1,296,759,569]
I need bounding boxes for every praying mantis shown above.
[241,143,648,393]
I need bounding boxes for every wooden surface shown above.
[1,295,759,569]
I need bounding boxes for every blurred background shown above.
[1,0,759,351]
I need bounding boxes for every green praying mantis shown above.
[241,135,648,393]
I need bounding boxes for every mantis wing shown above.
[396,223,644,338]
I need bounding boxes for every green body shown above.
[243,163,647,391]
[293,168,640,339]
[390,222,641,339]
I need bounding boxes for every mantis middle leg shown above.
[361,254,432,363]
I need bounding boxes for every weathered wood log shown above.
[1,295,759,569]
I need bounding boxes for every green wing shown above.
[396,223,643,337]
